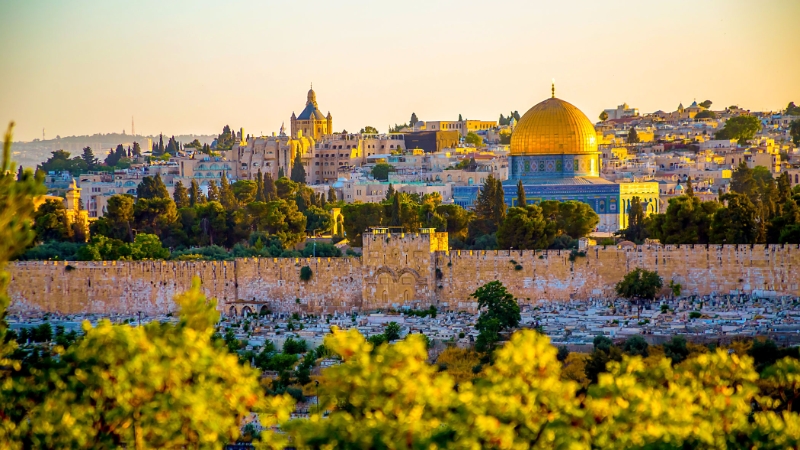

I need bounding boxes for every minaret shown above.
[326,111,333,136]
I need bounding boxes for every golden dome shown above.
[511,97,598,156]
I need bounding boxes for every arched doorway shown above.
[259,305,270,316]
[241,306,254,317]
[228,305,237,317]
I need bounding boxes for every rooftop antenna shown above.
[551,78,556,98]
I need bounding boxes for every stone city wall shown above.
[436,244,800,309]
[7,242,800,316]
[8,257,364,316]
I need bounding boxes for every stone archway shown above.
[259,305,270,316]
[228,305,237,317]
[241,306,254,317]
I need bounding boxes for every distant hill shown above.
[5,133,216,169]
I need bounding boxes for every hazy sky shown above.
[1,0,799,142]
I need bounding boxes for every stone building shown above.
[290,86,332,141]
[454,85,659,232]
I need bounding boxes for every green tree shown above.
[136,174,170,200]
[789,119,800,147]
[255,170,265,203]
[304,205,332,234]
[327,186,337,203]
[90,194,135,242]
[515,180,526,206]
[716,115,761,144]
[497,205,553,250]
[290,149,306,184]
[540,200,600,239]
[131,142,142,157]
[128,233,170,260]
[618,196,648,243]
[231,180,256,206]
[207,180,220,202]
[32,199,73,242]
[616,268,663,318]
[647,195,719,244]
[264,172,278,201]
[133,197,178,238]
[710,192,758,244]
[372,163,393,181]
[699,99,713,109]
[785,102,800,115]
[189,179,204,206]
[409,112,418,127]
[341,202,385,247]
[465,132,483,147]
[435,204,471,240]
[472,281,520,351]
[275,177,298,200]
[361,126,378,134]
[385,322,401,341]
[80,146,96,169]
[172,180,190,209]
[599,111,609,121]
[626,127,640,144]
[694,110,716,119]
[219,173,238,210]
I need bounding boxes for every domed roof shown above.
[297,88,326,121]
[511,97,598,156]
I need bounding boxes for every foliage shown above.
[341,202,385,247]
[694,110,716,119]
[299,265,313,281]
[77,233,169,261]
[599,111,608,121]
[647,195,719,244]
[464,132,483,147]
[497,205,552,250]
[136,174,170,200]
[715,114,762,143]
[371,163,394,181]
[283,337,309,355]
[617,196,648,243]
[626,127,640,144]
[17,241,84,261]
[710,192,759,244]
[384,321,401,341]
[790,119,800,146]
[616,268,663,302]
[472,281,520,351]
[290,149,306,184]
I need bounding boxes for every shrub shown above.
[299,265,313,281]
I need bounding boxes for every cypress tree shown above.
[474,175,498,222]
[255,170,265,202]
[189,179,204,206]
[219,172,236,209]
[264,172,277,201]
[385,183,396,202]
[173,180,190,208]
[327,186,337,203]
[685,176,694,197]
[278,167,285,179]
[290,149,306,184]
[390,192,402,227]
[492,178,506,227]
[207,180,220,202]
[516,180,526,206]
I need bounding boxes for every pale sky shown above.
[1,0,799,142]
